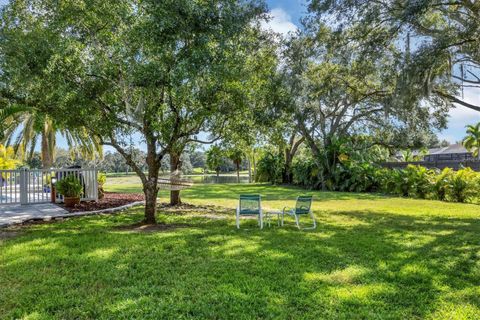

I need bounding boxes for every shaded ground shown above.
[1,184,480,319]
[0,230,20,241]
[60,192,144,212]
[113,222,186,233]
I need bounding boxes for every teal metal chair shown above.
[236,194,263,229]
[281,196,316,230]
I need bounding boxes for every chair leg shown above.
[294,213,317,230]
[281,211,285,226]
[236,211,240,229]
[260,212,263,229]
[294,214,300,230]
[311,211,317,229]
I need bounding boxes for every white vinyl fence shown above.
[0,168,98,205]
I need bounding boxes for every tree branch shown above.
[434,89,480,112]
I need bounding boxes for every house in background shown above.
[386,143,479,170]
[423,144,473,162]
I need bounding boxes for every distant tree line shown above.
[23,147,248,175]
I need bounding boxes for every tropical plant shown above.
[56,175,83,198]
[97,172,107,200]
[336,162,380,193]
[0,144,20,170]
[400,148,428,162]
[404,165,435,199]
[1,107,102,168]
[227,148,244,183]
[463,123,480,160]
[444,168,479,203]
[432,168,454,201]
[206,146,225,178]
[291,156,321,189]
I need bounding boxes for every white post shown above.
[93,168,98,201]
[20,169,28,205]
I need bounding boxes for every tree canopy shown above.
[309,0,480,111]
[0,0,269,222]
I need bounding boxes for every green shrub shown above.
[376,168,395,194]
[290,153,480,204]
[444,168,479,203]
[292,157,320,189]
[56,175,83,198]
[404,165,435,199]
[255,152,284,184]
[336,162,380,193]
[97,172,107,199]
[391,168,410,197]
[433,168,454,201]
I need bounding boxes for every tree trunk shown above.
[41,130,54,169]
[282,134,304,185]
[169,152,181,206]
[283,153,293,184]
[252,154,256,181]
[143,179,158,224]
[216,169,219,178]
[247,158,252,183]
[142,139,161,224]
[236,162,240,183]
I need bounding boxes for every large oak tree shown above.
[281,24,449,189]
[0,0,267,223]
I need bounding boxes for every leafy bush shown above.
[432,168,454,201]
[56,175,83,198]
[444,168,479,203]
[335,162,381,193]
[290,154,480,204]
[97,172,107,199]
[255,152,284,184]
[291,157,321,189]
[404,165,435,199]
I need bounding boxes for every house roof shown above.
[427,143,469,155]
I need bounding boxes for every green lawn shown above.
[1,183,480,319]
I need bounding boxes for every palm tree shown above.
[1,106,102,168]
[228,148,244,183]
[463,123,480,160]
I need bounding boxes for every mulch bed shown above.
[60,192,144,213]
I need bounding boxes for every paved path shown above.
[0,203,68,228]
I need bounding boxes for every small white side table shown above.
[265,210,283,227]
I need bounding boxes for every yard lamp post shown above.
[51,177,57,203]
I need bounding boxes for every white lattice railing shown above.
[0,168,98,205]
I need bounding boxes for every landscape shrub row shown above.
[292,161,480,203]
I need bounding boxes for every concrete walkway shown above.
[0,203,68,228]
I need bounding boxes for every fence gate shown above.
[0,168,98,205]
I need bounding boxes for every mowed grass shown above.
[1,182,480,319]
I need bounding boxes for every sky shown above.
[1,0,479,148]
